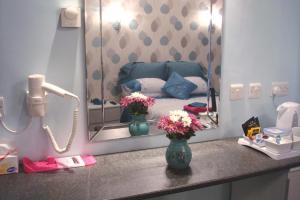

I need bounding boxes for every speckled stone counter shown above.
[1,138,300,200]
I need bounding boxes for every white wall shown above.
[0,0,300,160]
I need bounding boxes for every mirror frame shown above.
[85,0,222,141]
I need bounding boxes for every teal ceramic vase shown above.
[166,139,192,170]
[129,114,149,136]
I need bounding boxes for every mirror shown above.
[85,0,223,141]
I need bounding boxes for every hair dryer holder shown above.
[27,74,80,154]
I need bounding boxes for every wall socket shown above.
[272,82,288,96]
[0,97,4,117]
[249,83,262,99]
[230,84,244,100]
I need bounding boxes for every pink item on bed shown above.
[23,155,96,173]
[183,105,212,114]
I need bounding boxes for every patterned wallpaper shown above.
[85,0,223,101]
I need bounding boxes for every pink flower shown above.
[157,111,204,140]
[120,92,155,115]
[120,94,155,108]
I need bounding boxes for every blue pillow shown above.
[162,72,197,99]
[165,61,207,81]
[121,80,141,92]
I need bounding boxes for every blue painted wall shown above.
[0,0,300,160]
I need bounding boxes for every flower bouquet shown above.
[158,110,203,169]
[120,92,155,136]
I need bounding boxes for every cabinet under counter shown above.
[0,138,300,200]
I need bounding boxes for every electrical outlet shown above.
[0,97,4,117]
[230,84,244,100]
[249,83,262,99]
[272,82,288,96]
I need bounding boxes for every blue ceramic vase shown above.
[166,139,192,170]
[129,114,149,136]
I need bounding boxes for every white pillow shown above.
[185,77,208,94]
[137,78,166,97]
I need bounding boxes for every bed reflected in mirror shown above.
[85,0,223,141]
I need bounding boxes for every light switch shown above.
[272,82,288,96]
[61,7,81,28]
[249,83,262,99]
[0,97,4,117]
[230,84,244,101]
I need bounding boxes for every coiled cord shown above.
[0,116,32,134]
[43,95,80,154]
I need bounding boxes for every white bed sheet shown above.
[148,96,218,120]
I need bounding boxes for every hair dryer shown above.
[27,74,80,154]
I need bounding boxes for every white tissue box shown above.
[0,155,18,175]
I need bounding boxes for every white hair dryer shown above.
[27,74,80,154]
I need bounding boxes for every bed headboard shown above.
[118,61,207,84]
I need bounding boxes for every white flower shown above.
[170,114,180,122]
[169,110,188,118]
[169,110,190,125]
[182,116,192,127]
[130,92,147,99]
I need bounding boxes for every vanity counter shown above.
[1,138,300,200]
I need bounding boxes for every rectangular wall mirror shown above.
[85,0,223,142]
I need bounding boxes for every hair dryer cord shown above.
[43,95,80,154]
[0,116,32,134]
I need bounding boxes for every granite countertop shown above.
[1,138,300,200]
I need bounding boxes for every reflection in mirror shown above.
[85,0,223,141]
